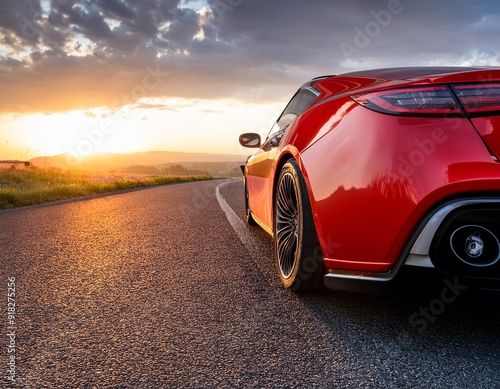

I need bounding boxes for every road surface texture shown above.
[1,179,499,388]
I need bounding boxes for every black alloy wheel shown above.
[274,159,325,292]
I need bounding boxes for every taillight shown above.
[352,86,461,116]
[452,83,500,114]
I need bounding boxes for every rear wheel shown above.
[274,160,325,292]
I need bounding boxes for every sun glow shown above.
[0,98,285,161]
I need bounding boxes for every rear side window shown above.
[267,87,319,140]
[281,88,319,119]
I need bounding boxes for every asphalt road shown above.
[1,179,499,388]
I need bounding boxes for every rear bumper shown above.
[324,197,500,292]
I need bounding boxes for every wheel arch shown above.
[272,152,327,291]
[272,148,321,238]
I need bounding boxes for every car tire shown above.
[274,159,326,292]
[244,177,257,225]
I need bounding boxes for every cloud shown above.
[97,0,135,20]
[0,0,43,44]
[0,0,499,114]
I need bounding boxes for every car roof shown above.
[315,66,500,82]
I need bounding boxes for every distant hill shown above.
[30,151,247,176]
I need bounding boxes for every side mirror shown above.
[239,133,261,148]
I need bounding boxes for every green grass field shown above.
[0,167,213,209]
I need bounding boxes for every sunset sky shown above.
[1,0,500,161]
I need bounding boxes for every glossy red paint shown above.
[470,116,500,160]
[243,67,500,277]
[301,107,499,271]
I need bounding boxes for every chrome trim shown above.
[409,203,459,256]
[450,224,500,267]
[324,272,392,283]
[404,254,434,268]
[324,271,395,293]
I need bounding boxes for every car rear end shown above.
[407,80,500,287]
[313,68,500,290]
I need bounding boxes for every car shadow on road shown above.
[295,267,500,368]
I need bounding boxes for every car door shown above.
[246,87,320,232]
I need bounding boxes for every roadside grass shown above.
[0,167,213,209]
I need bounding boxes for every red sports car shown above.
[239,67,500,292]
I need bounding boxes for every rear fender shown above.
[273,147,323,243]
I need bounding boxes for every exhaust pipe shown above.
[450,225,500,267]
